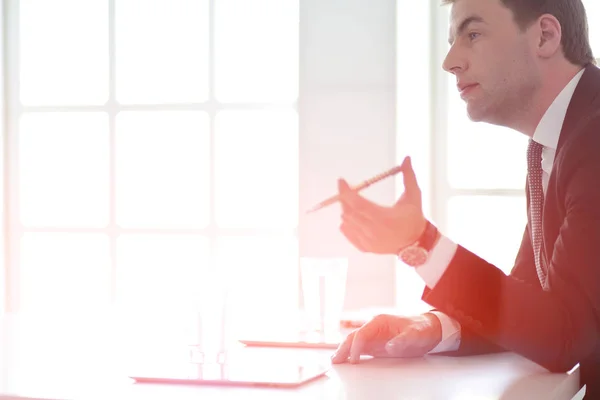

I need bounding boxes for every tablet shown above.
[128,348,331,388]
[239,338,339,349]
[238,330,343,349]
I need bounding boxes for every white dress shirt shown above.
[421,68,585,354]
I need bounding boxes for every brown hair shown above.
[442,0,595,66]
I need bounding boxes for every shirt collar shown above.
[532,68,585,150]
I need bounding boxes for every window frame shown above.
[2,0,300,313]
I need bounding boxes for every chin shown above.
[465,102,497,124]
[465,107,486,123]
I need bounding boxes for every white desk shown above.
[0,313,583,399]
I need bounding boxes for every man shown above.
[332,0,600,397]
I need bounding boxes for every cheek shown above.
[475,45,510,83]
[479,58,507,92]
[511,54,540,88]
[491,51,530,87]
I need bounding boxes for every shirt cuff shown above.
[427,311,461,353]
[415,234,458,288]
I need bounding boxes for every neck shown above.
[511,62,584,137]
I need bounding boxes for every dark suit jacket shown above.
[422,63,600,398]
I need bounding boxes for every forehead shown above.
[449,0,513,33]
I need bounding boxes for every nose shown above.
[442,43,466,74]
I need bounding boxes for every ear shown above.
[536,14,562,59]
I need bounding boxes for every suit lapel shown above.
[536,64,600,282]
[539,64,600,280]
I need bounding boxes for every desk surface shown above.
[0,312,582,400]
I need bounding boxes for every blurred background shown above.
[0,0,599,334]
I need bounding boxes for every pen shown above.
[305,164,405,214]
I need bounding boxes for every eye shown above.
[468,32,480,41]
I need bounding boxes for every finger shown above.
[400,157,421,202]
[337,178,352,194]
[343,207,384,228]
[340,214,383,251]
[342,213,379,244]
[385,328,429,357]
[337,178,378,213]
[349,323,377,364]
[385,325,432,358]
[340,221,370,252]
[385,331,408,356]
[331,331,356,364]
[337,179,352,213]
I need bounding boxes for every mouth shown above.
[459,83,479,97]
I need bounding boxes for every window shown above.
[433,5,528,275]
[6,0,300,338]
[583,0,600,63]
[406,0,600,282]
[395,0,521,312]
[437,0,600,275]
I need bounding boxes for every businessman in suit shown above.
[331,0,600,397]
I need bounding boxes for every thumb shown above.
[400,157,421,200]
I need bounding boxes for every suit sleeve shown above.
[509,224,538,284]
[421,145,600,372]
[428,226,537,357]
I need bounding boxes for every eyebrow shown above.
[448,15,485,45]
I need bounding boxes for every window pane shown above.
[116,235,209,311]
[116,0,209,104]
[215,236,298,338]
[215,110,298,229]
[215,0,299,102]
[395,266,432,316]
[20,0,108,105]
[447,196,527,274]
[20,112,109,227]
[583,1,600,56]
[116,111,210,229]
[446,77,528,190]
[20,233,110,311]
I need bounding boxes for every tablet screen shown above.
[129,347,331,388]
[238,329,346,349]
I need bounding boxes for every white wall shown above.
[298,0,398,309]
